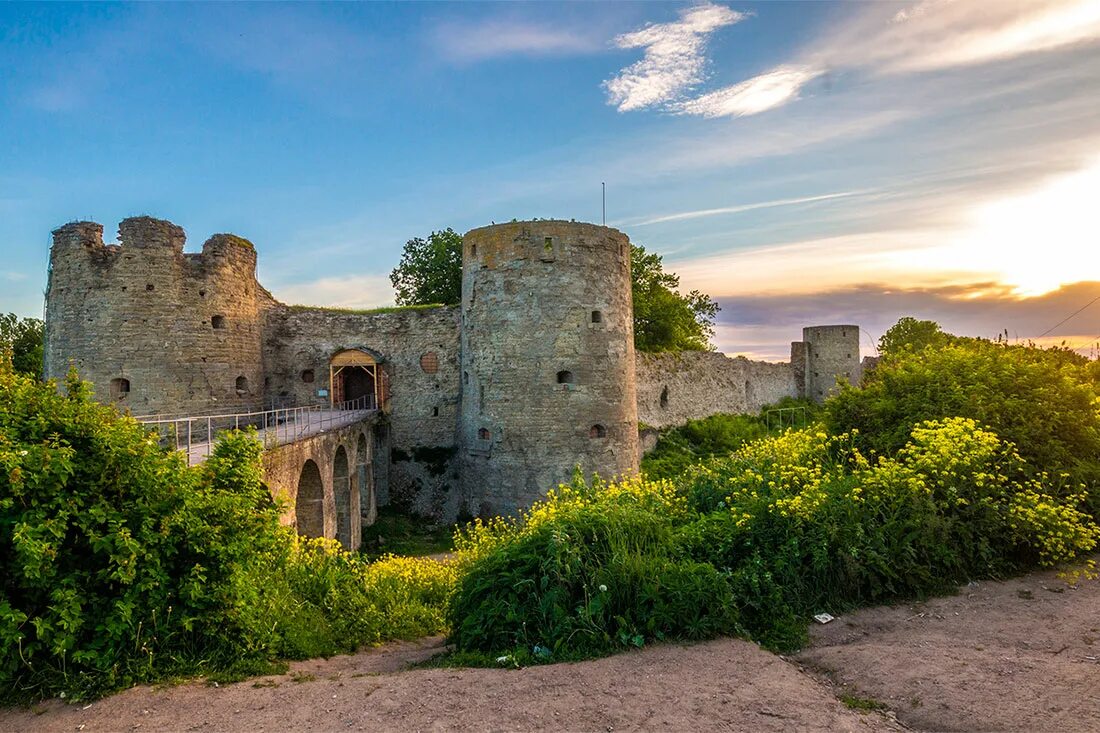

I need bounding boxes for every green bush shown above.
[642,399,817,482]
[448,475,738,658]
[0,364,454,702]
[450,420,1098,658]
[824,337,1100,512]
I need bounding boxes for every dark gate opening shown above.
[341,366,376,404]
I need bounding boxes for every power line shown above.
[1037,292,1100,338]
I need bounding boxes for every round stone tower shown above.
[44,216,271,416]
[459,220,639,515]
[802,324,862,401]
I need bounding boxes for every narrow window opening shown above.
[211,315,226,329]
[659,386,669,409]
[589,424,606,438]
[145,283,155,292]
[235,376,249,395]
[557,370,574,385]
[463,371,469,384]
[477,427,490,440]
[432,406,439,417]
[301,369,315,383]
[470,244,477,256]
[109,377,130,400]
[591,310,602,324]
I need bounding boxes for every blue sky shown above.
[2,1,1099,359]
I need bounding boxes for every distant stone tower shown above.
[459,221,639,515]
[791,325,862,401]
[44,216,272,416]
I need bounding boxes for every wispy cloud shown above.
[612,0,1100,119]
[434,19,603,62]
[676,64,823,118]
[1,271,27,282]
[628,190,868,226]
[603,3,745,112]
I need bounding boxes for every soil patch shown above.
[798,565,1100,732]
[2,638,895,732]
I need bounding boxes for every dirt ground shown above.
[3,566,1096,733]
[798,564,1100,732]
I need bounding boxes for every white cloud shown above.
[614,0,1100,119]
[1,271,27,282]
[273,274,395,310]
[603,3,745,112]
[676,64,823,118]
[435,20,602,62]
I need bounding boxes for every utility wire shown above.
[1037,292,1100,338]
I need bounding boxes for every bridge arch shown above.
[334,445,352,549]
[356,431,375,526]
[296,459,325,539]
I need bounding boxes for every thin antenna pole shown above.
[602,182,606,225]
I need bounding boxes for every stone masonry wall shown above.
[45,218,275,417]
[460,221,639,516]
[262,305,462,519]
[635,351,801,429]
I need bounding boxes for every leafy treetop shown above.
[388,230,719,352]
[0,313,43,378]
[390,229,463,308]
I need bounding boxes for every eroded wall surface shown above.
[46,218,276,417]
[262,305,462,519]
[635,351,801,429]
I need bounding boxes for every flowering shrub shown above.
[451,418,1099,657]
[0,364,452,702]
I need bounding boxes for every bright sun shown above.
[923,157,1100,297]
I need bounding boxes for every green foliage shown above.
[642,413,768,481]
[877,316,953,357]
[641,399,819,481]
[448,475,737,657]
[448,419,1098,659]
[389,229,464,306]
[631,245,719,352]
[386,231,719,351]
[824,326,1100,507]
[0,314,44,378]
[0,365,453,702]
[360,506,456,560]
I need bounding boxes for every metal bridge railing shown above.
[136,394,376,466]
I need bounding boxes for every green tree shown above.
[389,229,463,306]
[877,316,952,357]
[0,313,44,378]
[631,244,719,352]
[388,231,719,351]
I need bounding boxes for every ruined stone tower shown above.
[791,325,863,401]
[45,217,274,415]
[459,221,640,515]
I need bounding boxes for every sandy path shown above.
[798,565,1100,732]
[3,637,894,733]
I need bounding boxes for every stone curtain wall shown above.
[459,221,640,516]
[45,217,276,417]
[262,305,463,519]
[635,351,801,429]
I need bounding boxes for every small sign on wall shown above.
[317,389,329,397]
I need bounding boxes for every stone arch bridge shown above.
[138,403,381,551]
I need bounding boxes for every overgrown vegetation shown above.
[642,398,817,480]
[361,506,455,560]
[0,364,451,703]
[5,316,1100,702]
[446,319,1100,659]
[0,313,43,378]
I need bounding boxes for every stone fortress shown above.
[44,216,861,541]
